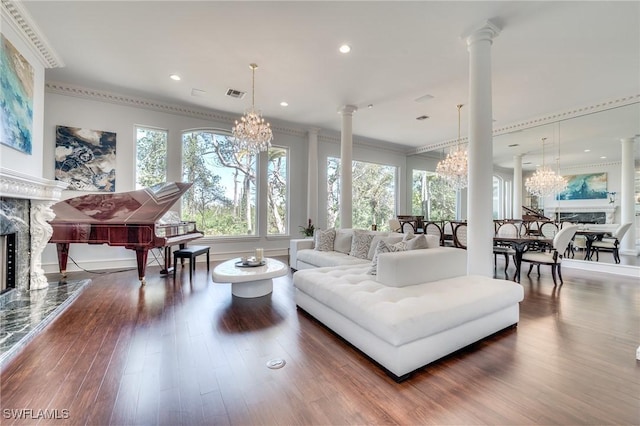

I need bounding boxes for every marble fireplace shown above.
[0,168,67,291]
[548,205,617,224]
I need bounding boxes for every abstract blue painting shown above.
[55,126,117,192]
[556,172,607,200]
[0,34,33,154]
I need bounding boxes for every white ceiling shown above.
[21,1,640,170]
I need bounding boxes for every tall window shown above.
[412,170,456,221]
[267,146,288,235]
[327,157,396,229]
[493,176,502,219]
[135,126,167,189]
[181,130,257,237]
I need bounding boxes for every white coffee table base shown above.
[232,279,273,298]
[212,257,288,299]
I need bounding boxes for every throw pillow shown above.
[367,234,403,259]
[405,234,429,250]
[350,230,375,259]
[333,229,353,254]
[368,240,406,275]
[314,228,336,252]
[402,231,415,242]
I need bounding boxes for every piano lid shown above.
[49,182,193,224]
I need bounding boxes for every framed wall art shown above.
[0,34,34,154]
[55,126,117,191]
[556,172,607,200]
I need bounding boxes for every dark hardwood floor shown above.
[1,257,639,425]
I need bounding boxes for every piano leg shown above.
[159,243,187,276]
[135,248,149,285]
[56,243,69,278]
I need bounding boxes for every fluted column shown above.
[513,154,523,219]
[620,137,637,255]
[465,20,500,277]
[338,105,357,229]
[307,128,320,226]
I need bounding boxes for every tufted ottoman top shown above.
[293,265,524,347]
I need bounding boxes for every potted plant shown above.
[299,219,315,237]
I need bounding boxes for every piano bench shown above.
[173,245,210,280]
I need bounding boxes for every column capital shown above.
[337,105,358,116]
[308,127,321,136]
[463,19,501,47]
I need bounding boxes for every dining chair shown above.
[424,221,443,245]
[521,225,579,286]
[453,222,467,249]
[493,223,518,274]
[388,218,402,233]
[590,222,632,264]
[539,221,559,238]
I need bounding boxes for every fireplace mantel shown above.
[547,205,617,224]
[0,168,67,290]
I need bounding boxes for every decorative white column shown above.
[307,128,320,227]
[30,201,56,290]
[465,20,500,277]
[338,105,357,229]
[513,154,523,219]
[620,137,637,255]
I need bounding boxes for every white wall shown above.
[41,89,410,273]
[0,19,45,178]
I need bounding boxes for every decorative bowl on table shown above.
[235,257,266,267]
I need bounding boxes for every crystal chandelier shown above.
[525,137,567,197]
[436,104,468,190]
[232,63,273,153]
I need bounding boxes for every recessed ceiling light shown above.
[339,44,351,54]
[280,101,289,107]
[584,149,591,152]
[414,94,434,103]
[169,74,181,81]
[600,156,607,159]
[367,104,373,109]
[416,115,429,121]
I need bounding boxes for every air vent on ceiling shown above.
[226,88,246,99]
[416,115,429,121]
[508,143,519,147]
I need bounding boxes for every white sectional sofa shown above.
[292,245,524,381]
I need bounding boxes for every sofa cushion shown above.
[350,230,375,259]
[314,228,336,251]
[368,240,407,275]
[293,264,524,347]
[376,247,468,287]
[297,249,370,268]
[334,229,353,254]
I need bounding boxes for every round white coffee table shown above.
[212,257,288,298]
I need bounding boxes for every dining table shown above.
[574,229,611,260]
[493,235,553,283]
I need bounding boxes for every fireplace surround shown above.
[0,168,67,291]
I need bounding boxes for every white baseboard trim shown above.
[562,259,640,278]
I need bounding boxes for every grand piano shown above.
[48,182,204,284]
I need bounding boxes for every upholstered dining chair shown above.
[424,222,444,245]
[590,222,632,264]
[388,218,402,233]
[521,225,579,286]
[453,222,467,249]
[539,221,559,238]
[493,223,518,274]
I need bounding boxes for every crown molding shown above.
[1,0,64,68]
[411,94,640,155]
[559,161,622,172]
[45,82,310,138]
